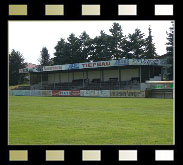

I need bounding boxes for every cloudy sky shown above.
[9,20,173,64]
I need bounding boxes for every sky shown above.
[8,21,173,65]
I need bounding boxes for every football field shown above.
[9,96,173,145]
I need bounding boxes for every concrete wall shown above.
[48,72,72,83]
[121,69,139,81]
[61,72,69,83]
[54,73,60,83]
[103,70,119,81]
[88,70,100,81]
[47,68,139,83]
[48,71,91,83]
[150,92,173,99]
[73,71,87,80]
[48,73,54,83]
[140,83,147,90]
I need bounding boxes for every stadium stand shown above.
[17,58,172,95]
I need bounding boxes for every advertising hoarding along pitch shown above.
[110,90,146,97]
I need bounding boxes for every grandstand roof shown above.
[19,58,167,73]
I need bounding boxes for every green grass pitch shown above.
[9,96,173,145]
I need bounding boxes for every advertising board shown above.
[41,90,52,96]
[11,90,31,96]
[98,90,110,97]
[71,90,80,96]
[110,90,146,97]
[30,90,41,96]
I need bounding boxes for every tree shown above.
[49,57,54,66]
[143,26,157,59]
[9,49,27,85]
[166,21,174,80]
[127,28,146,59]
[109,23,126,59]
[79,31,92,62]
[67,33,82,64]
[53,38,68,65]
[89,30,112,62]
[122,36,134,59]
[38,47,51,66]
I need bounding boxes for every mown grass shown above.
[9,84,29,90]
[9,96,173,145]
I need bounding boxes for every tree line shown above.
[42,23,158,66]
[9,22,174,85]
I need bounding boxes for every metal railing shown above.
[38,81,140,90]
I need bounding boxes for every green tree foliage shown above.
[53,22,159,65]
[9,49,27,85]
[53,38,68,65]
[38,47,51,66]
[54,34,82,64]
[122,36,134,59]
[79,31,92,62]
[166,21,174,80]
[127,28,146,59]
[89,30,112,62]
[109,23,125,59]
[143,26,157,59]
[67,33,82,64]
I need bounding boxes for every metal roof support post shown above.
[100,69,104,90]
[83,71,84,89]
[41,73,42,90]
[68,71,69,90]
[72,72,74,90]
[59,71,61,83]
[86,70,88,88]
[54,72,55,89]
[59,72,62,90]
[72,72,74,81]
[118,67,121,90]
[100,68,102,89]
[139,66,142,83]
[161,66,163,81]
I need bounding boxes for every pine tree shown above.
[109,23,125,59]
[38,47,51,66]
[79,31,92,62]
[89,30,112,62]
[166,21,174,80]
[122,36,134,59]
[67,33,82,64]
[9,49,27,85]
[53,38,69,65]
[127,28,146,59]
[143,26,157,59]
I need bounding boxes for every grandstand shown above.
[15,58,173,98]
[24,59,165,90]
